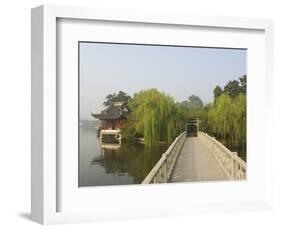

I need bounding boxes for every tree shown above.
[213,85,223,100]
[229,93,246,146]
[239,74,247,94]
[208,94,232,141]
[224,80,241,97]
[178,95,203,110]
[187,95,203,109]
[222,75,247,98]
[123,89,185,146]
[208,92,246,146]
[103,91,131,106]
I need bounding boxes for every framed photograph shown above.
[31,5,274,224]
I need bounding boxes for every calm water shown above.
[79,121,246,186]
[79,121,166,186]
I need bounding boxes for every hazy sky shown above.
[79,42,246,120]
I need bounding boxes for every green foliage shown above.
[121,114,139,141]
[208,93,246,146]
[120,75,246,150]
[223,80,241,97]
[223,75,247,98]
[197,104,211,132]
[187,95,203,109]
[207,75,246,147]
[178,94,203,110]
[103,91,131,106]
[208,94,232,141]
[123,89,185,147]
[229,93,246,145]
[213,85,223,99]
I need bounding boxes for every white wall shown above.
[0,0,280,229]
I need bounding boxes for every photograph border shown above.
[31,5,274,224]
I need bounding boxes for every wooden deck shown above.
[169,137,228,182]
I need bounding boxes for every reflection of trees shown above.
[90,142,166,184]
[91,148,128,176]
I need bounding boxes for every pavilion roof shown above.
[92,102,130,120]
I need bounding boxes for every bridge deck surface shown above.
[169,137,228,182]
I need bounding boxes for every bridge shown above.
[142,125,246,184]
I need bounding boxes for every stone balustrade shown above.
[198,132,246,180]
[141,132,186,184]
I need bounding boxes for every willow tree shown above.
[229,94,246,146]
[124,89,184,147]
[208,94,232,142]
[208,93,246,146]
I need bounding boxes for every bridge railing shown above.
[141,132,186,184]
[198,132,246,180]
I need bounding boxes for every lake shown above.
[79,120,166,186]
[79,120,246,187]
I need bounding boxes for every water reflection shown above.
[79,121,246,187]
[79,120,165,186]
[90,142,166,184]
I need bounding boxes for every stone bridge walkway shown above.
[169,137,228,182]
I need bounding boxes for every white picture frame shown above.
[31,5,274,225]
